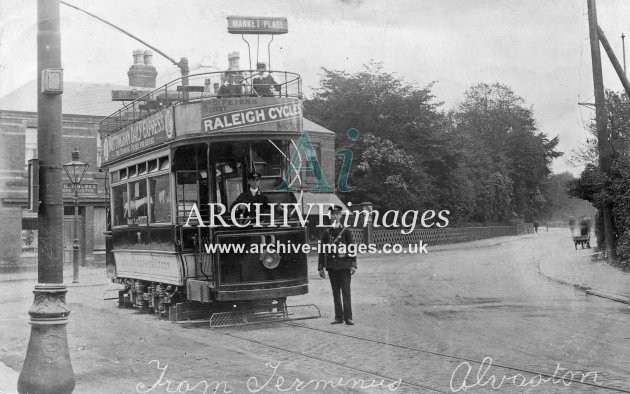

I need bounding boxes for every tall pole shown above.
[587,0,616,259]
[73,186,79,283]
[598,27,630,97]
[18,0,76,393]
[622,33,626,76]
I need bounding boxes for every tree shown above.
[449,83,562,222]
[304,61,450,211]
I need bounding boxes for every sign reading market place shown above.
[102,107,174,164]
[227,16,288,35]
[201,97,303,134]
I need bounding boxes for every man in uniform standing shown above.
[318,206,357,325]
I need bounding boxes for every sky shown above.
[2,0,630,175]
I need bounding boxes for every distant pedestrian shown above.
[318,205,357,326]
[579,216,591,236]
[533,220,539,233]
[568,216,576,236]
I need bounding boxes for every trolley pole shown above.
[18,0,76,392]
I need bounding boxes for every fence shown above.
[100,70,302,135]
[348,225,517,248]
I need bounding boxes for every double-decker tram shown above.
[99,17,323,325]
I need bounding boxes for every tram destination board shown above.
[101,106,175,165]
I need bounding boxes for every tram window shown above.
[214,161,243,207]
[250,141,286,190]
[176,171,199,224]
[138,162,147,175]
[148,159,158,173]
[112,184,128,227]
[149,174,171,223]
[128,179,148,226]
[159,156,170,171]
[128,165,137,178]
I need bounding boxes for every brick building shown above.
[0,51,156,271]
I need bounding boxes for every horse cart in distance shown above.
[573,234,591,249]
[572,216,592,250]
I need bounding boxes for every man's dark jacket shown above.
[318,226,357,270]
[231,189,270,217]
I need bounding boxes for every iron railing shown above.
[100,70,302,135]
[349,226,517,248]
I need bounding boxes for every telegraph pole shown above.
[18,0,76,393]
[587,0,616,259]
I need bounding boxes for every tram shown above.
[99,17,332,324]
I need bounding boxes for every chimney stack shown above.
[128,49,157,88]
[227,52,241,71]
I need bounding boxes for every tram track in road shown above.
[214,327,449,393]
[93,292,629,393]
[96,291,630,393]
[196,320,630,394]
[280,321,630,393]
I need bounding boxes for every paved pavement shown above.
[536,230,630,305]
[1,230,628,393]
[0,266,112,394]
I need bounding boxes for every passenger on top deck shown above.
[252,62,281,97]
[217,72,244,98]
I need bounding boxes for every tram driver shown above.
[231,171,271,219]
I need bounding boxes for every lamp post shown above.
[63,149,88,284]
[18,1,75,392]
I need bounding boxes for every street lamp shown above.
[63,149,88,283]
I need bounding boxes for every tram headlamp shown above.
[259,234,281,269]
[261,252,281,269]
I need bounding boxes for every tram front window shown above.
[215,161,243,208]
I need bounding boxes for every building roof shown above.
[303,118,335,135]
[0,80,147,117]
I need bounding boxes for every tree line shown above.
[304,62,562,225]
[568,90,630,262]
